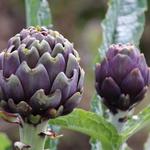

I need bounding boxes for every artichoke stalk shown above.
[0,26,84,150]
[95,44,150,131]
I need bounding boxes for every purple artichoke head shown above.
[95,44,150,113]
[0,26,84,124]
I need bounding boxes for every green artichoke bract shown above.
[95,44,150,114]
[0,26,84,124]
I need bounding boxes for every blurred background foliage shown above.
[0,0,150,150]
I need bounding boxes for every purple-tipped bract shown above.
[95,44,150,113]
[0,26,84,123]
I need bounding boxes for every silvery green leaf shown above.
[49,109,122,150]
[121,106,150,141]
[25,0,52,27]
[99,0,147,61]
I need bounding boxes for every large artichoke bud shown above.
[95,44,150,114]
[0,26,84,123]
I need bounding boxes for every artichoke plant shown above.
[0,26,84,150]
[0,26,84,124]
[95,44,150,114]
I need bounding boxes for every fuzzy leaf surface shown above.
[49,109,122,150]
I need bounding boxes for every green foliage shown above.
[49,106,150,150]
[99,0,147,61]
[90,94,104,116]
[25,0,52,27]
[90,138,103,150]
[121,105,150,141]
[90,95,106,150]
[49,109,122,150]
[0,133,11,150]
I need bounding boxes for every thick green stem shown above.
[109,109,134,150]
[109,109,134,132]
[19,121,48,150]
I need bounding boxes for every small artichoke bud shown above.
[0,26,84,123]
[95,44,150,113]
